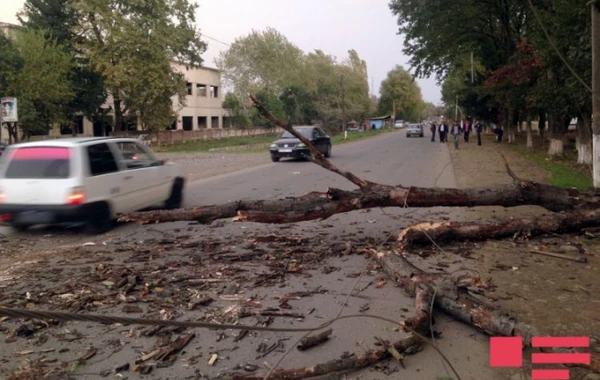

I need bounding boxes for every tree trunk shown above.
[576,115,593,165]
[373,250,600,373]
[526,110,533,148]
[397,208,600,246]
[113,89,125,132]
[7,123,18,144]
[547,113,565,157]
[120,181,599,225]
[538,112,546,139]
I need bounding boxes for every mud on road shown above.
[0,137,599,380]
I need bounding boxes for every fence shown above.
[25,127,282,146]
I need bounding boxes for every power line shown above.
[199,33,230,47]
[527,0,591,93]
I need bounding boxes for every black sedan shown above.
[269,126,332,162]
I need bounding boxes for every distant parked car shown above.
[269,126,332,162]
[394,120,405,129]
[0,137,185,233]
[406,123,424,137]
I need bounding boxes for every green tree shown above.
[223,93,251,128]
[0,34,22,98]
[215,28,305,104]
[279,85,317,125]
[70,0,207,132]
[250,88,286,127]
[19,0,107,132]
[378,65,424,121]
[5,29,74,141]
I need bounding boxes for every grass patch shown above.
[505,133,592,190]
[156,134,278,153]
[158,127,396,153]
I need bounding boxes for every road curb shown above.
[208,143,271,153]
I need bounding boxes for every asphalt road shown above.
[184,129,456,206]
[1,130,520,379]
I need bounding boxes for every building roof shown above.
[369,115,392,120]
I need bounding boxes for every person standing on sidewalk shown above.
[474,120,484,146]
[451,120,461,149]
[439,119,448,143]
[430,121,437,142]
[463,119,471,142]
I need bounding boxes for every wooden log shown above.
[119,183,599,225]
[226,333,421,380]
[373,250,600,373]
[297,329,333,351]
[398,209,600,246]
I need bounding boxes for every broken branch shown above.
[249,94,369,189]
[296,329,333,351]
[397,209,600,247]
[228,333,421,380]
[120,182,598,225]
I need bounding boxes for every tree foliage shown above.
[378,65,424,121]
[216,28,371,130]
[4,29,74,138]
[70,0,207,131]
[19,0,107,125]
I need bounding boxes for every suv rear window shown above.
[4,147,71,179]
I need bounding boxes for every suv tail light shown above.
[67,187,86,205]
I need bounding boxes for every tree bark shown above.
[577,115,593,165]
[373,250,600,373]
[538,112,546,139]
[227,333,422,380]
[397,208,600,246]
[547,113,565,157]
[119,181,599,225]
[113,88,125,132]
[526,110,533,148]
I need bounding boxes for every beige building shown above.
[0,21,229,140]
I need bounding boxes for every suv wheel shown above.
[271,155,280,162]
[165,177,184,209]
[324,144,332,158]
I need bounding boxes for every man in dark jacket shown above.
[430,122,437,142]
[438,119,449,143]
[474,120,484,146]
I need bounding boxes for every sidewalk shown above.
[442,132,600,380]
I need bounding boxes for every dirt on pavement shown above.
[445,133,600,379]
[0,133,599,380]
[156,152,272,182]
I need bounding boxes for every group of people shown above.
[428,118,485,149]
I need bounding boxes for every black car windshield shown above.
[279,128,313,139]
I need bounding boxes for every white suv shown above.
[0,137,185,233]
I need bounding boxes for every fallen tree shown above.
[116,95,600,378]
[120,94,600,232]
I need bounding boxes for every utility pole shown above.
[593,3,600,188]
[471,51,474,84]
[341,75,346,138]
[455,94,458,121]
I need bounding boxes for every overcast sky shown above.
[1,0,442,104]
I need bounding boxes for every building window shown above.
[210,85,219,98]
[186,82,193,95]
[196,84,207,97]
[197,116,207,129]
[182,116,193,131]
[211,116,219,129]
